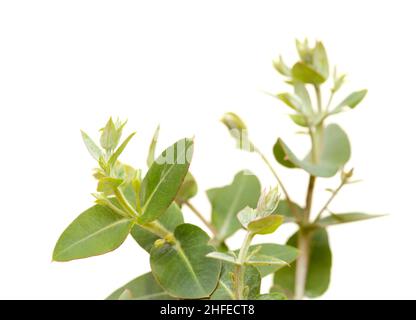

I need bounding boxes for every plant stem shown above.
[314,179,346,222]
[141,220,174,240]
[183,200,217,236]
[235,232,254,300]
[314,85,322,112]
[254,147,301,220]
[114,188,140,218]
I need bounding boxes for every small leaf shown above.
[313,41,329,80]
[334,89,367,112]
[207,171,261,241]
[108,132,136,167]
[175,172,198,206]
[277,124,351,177]
[273,140,297,168]
[221,112,253,151]
[292,62,325,85]
[147,125,160,167]
[53,205,133,261]
[150,224,221,299]
[96,177,124,193]
[247,215,284,235]
[100,118,120,151]
[289,114,308,127]
[206,252,239,265]
[256,292,287,300]
[210,264,261,300]
[81,130,102,161]
[106,272,173,300]
[246,253,288,267]
[131,203,184,252]
[318,212,385,227]
[244,243,298,277]
[276,93,303,111]
[273,55,291,76]
[139,138,193,223]
[293,82,313,114]
[273,228,332,298]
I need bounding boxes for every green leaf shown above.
[221,112,253,151]
[147,125,160,167]
[313,41,329,80]
[334,89,367,113]
[289,114,308,127]
[175,172,198,206]
[139,138,193,224]
[53,205,133,261]
[293,82,313,114]
[273,140,297,169]
[318,212,384,227]
[273,228,332,298]
[150,224,221,299]
[242,243,298,277]
[206,252,239,265]
[96,177,124,193]
[117,289,133,300]
[207,171,261,241]
[106,272,173,300]
[81,130,102,161]
[276,93,303,111]
[292,62,325,85]
[210,264,261,300]
[100,118,121,151]
[131,203,184,252]
[246,253,288,267]
[273,55,291,76]
[256,292,287,300]
[108,132,136,167]
[247,215,284,235]
[277,124,351,177]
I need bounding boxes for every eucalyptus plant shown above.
[53,118,297,300]
[221,39,382,299]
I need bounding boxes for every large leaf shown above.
[318,212,384,227]
[207,171,261,241]
[53,205,133,261]
[240,244,298,277]
[273,228,332,298]
[139,138,193,223]
[277,124,351,177]
[131,203,184,253]
[150,224,221,299]
[106,272,173,300]
[210,264,261,300]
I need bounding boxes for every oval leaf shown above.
[292,62,325,85]
[150,224,221,299]
[106,272,173,300]
[53,205,133,261]
[207,171,261,241]
[139,138,193,223]
[175,172,198,206]
[247,215,284,235]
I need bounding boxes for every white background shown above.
[0,0,414,299]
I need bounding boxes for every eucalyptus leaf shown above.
[206,252,239,265]
[273,140,297,169]
[273,228,332,298]
[274,199,302,223]
[53,205,133,261]
[277,124,351,177]
[333,89,367,113]
[147,125,160,167]
[207,171,261,241]
[81,130,102,161]
[247,215,284,235]
[313,41,329,80]
[139,138,193,224]
[241,243,298,277]
[289,114,308,127]
[131,203,184,253]
[292,62,325,85]
[210,264,261,300]
[273,55,291,76]
[150,224,221,299]
[246,254,288,267]
[108,132,136,167]
[276,93,303,111]
[106,272,173,300]
[318,212,384,227]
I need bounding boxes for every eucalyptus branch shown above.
[183,200,217,236]
[235,232,255,300]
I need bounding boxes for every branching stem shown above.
[235,232,255,300]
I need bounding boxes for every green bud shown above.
[100,118,127,152]
[221,112,254,152]
[256,186,280,217]
[154,239,166,248]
